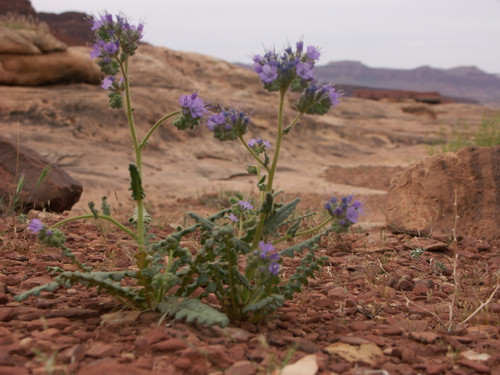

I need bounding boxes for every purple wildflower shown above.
[306,46,321,60]
[102,41,119,55]
[296,41,304,54]
[101,76,115,90]
[28,219,43,234]
[325,195,363,228]
[258,241,275,259]
[229,213,239,223]
[179,93,207,119]
[346,200,364,224]
[268,262,280,275]
[206,108,250,141]
[296,62,315,80]
[329,87,340,107]
[259,64,278,84]
[248,138,271,150]
[91,13,113,31]
[238,200,254,210]
[207,112,226,131]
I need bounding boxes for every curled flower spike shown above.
[252,40,320,92]
[296,82,340,115]
[207,108,250,141]
[89,12,144,76]
[256,241,280,275]
[174,93,208,130]
[179,93,208,119]
[248,138,271,152]
[325,195,363,229]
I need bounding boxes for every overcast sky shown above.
[31,0,500,73]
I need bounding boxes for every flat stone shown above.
[45,308,99,319]
[85,342,119,358]
[457,359,490,373]
[151,338,187,352]
[224,360,256,375]
[409,331,439,344]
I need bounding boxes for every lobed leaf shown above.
[157,296,229,327]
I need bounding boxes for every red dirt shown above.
[1,190,499,375]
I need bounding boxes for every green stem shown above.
[238,136,270,172]
[51,214,137,240]
[140,111,181,151]
[282,112,305,134]
[266,88,287,193]
[225,237,238,317]
[251,88,287,249]
[272,217,333,245]
[120,59,146,262]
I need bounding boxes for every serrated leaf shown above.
[264,198,300,235]
[158,297,229,327]
[128,164,145,201]
[15,281,61,301]
[280,226,335,257]
[242,294,284,314]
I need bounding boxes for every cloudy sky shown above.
[32,0,500,73]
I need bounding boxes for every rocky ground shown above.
[0,186,499,375]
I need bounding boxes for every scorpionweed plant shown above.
[17,12,363,325]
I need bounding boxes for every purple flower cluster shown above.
[180,93,208,119]
[28,219,66,247]
[173,93,208,130]
[207,108,250,141]
[90,12,144,77]
[248,138,271,153]
[253,41,321,92]
[324,195,363,228]
[256,241,280,275]
[229,200,254,223]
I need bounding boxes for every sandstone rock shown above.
[0,0,36,16]
[0,27,67,55]
[386,146,500,240]
[0,137,82,213]
[0,46,101,85]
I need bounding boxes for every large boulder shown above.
[0,27,67,54]
[386,146,500,240]
[0,137,82,213]
[0,46,101,85]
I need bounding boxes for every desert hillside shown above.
[0,42,493,225]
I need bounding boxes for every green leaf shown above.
[280,226,335,258]
[15,281,61,301]
[101,196,111,216]
[88,201,98,218]
[128,164,145,201]
[157,297,229,327]
[264,198,300,235]
[242,294,284,315]
[35,165,51,190]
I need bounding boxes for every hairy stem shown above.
[120,59,145,261]
[272,217,334,245]
[140,111,181,151]
[51,214,137,239]
[251,89,287,249]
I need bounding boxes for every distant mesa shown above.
[1,0,500,105]
[315,61,500,106]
